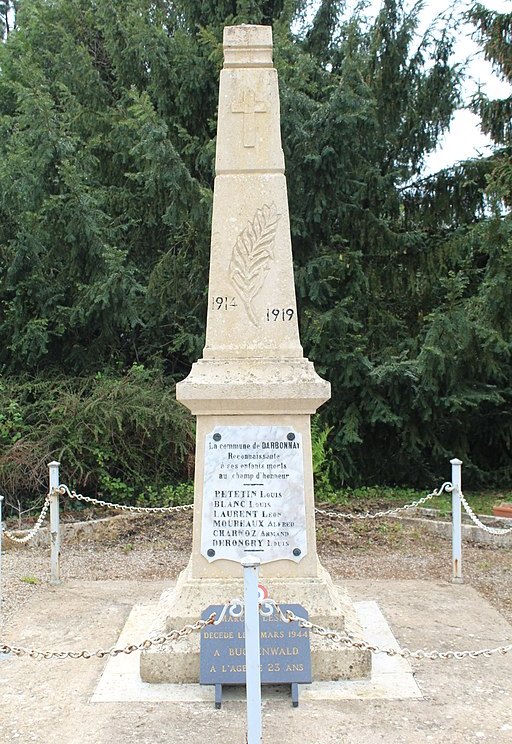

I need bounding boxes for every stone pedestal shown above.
[140,25,371,684]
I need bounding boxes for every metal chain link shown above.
[459,491,512,536]
[57,484,194,514]
[3,496,51,544]
[0,613,215,659]
[315,481,453,520]
[280,607,512,660]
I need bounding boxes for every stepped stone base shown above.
[140,561,371,683]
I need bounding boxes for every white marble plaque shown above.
[201,425,307,564]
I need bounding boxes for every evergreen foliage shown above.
[0,0,510,501]
[469,3,512,204]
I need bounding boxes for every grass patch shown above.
[318,486,511,516]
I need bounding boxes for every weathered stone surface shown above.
[176,359,330,414]
[140,578,371,684]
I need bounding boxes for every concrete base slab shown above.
[92,599,421,703]
[2,579,512,743]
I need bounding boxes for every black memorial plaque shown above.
[200,603,311,686]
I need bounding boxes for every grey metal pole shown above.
[451,458,463,583]
[242,555,262,744]
[48,461,61,585]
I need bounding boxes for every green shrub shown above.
[311,415,335,500]
[0,366,194,517]
[135,482,194,507]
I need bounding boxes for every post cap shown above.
[241,555,261,568]
[48,461,61,467]
[450,458,463,465]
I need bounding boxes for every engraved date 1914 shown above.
[266,308,294,321]
[212,296,237,310]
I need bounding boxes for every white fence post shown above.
[48,461,61,585]
[0,493,8,658]
[451,458,463,583]
[242,555,262,744]
[0,494,3,622]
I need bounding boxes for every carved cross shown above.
[231,89,268,148]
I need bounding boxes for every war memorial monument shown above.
[140,24,370,684]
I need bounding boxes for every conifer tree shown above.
[470,4,512,204]
[0,0,510,487]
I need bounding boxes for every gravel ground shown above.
[2,510,511,633]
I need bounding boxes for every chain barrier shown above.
[3,496,51,544]
[1,484,193,546]
[4,482,510,546]
[459,492,512,536]
[0,613,215,659]
[314,481,453,520]
[276,605,512,661]
[211,599,512,661]
[1,599,510,663]
[57,484,194,514]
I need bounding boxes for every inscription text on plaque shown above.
[201,426,307,564]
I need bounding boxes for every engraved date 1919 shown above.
[266,308,294,321]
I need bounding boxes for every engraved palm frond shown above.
[229,203,281,326]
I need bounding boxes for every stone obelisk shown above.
[141,25,370,683]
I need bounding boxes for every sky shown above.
[418,0,511,173]
[308,0,511,174]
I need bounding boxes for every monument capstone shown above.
[140,24,371,684]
